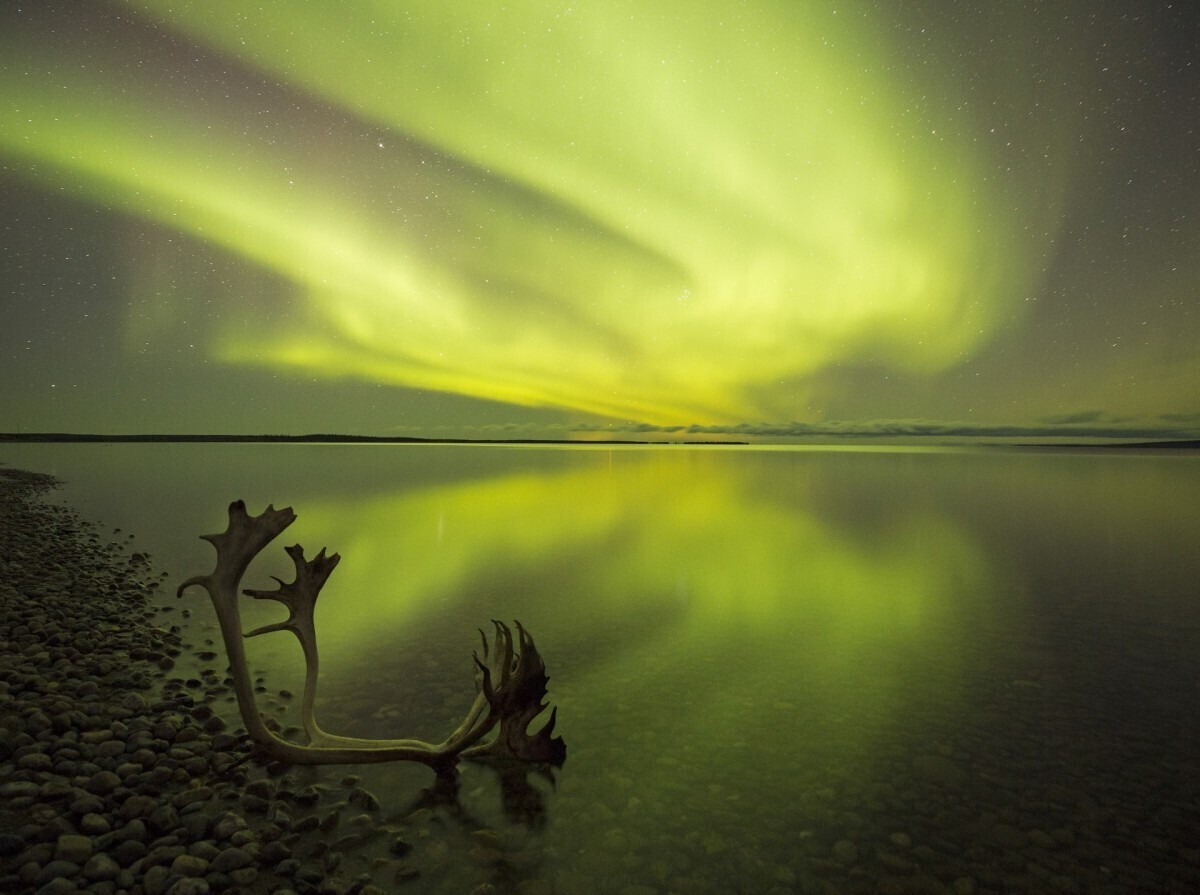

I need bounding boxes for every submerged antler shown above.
[177,501,565,774]
[469,621,565,764]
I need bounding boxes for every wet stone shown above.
[169,853,210,877]
[78,813,111,835]
[35,859,81,886]
[165,878,211,895]
[111,838,148,867]
[988,822,1029,850]
[209,846,252,874]
[33,877,79,895]
[1,781,42,800]
[85,770,121,795]
[54,833,93,864]
[71,794,107,817]
[889,832,913,849]
[1029,828,1058,848]
[171,785,213,808]
[82,852,121,881]
[832,839,859,864]
[258,840,292,865]
[876,850,916,875]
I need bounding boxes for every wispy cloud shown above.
[572,416,1200,442]
[1036,410,1106,425]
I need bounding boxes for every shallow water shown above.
[3,443,1199,893]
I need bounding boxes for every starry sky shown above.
[2,1,1198,441]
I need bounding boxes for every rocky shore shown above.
[0,468,433,895]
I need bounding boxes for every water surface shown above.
[4,443,1198,893]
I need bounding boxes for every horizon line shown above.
[3,432,1200,450]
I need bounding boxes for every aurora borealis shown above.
[2,1,1198,440]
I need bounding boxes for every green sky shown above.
[2,1,1197,440]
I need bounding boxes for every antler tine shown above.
[241,543,340,744]
[180,502,565,773]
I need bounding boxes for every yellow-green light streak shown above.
[3,2,1066,424]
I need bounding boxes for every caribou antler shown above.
[177,500,566,775]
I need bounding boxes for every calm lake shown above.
[3,443,1199,894]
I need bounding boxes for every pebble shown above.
[53,835,92,864]
[832,839,859,864]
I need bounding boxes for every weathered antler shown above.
[177,500,566,774]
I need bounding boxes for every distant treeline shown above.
[1024,439,1200,450]
[0,432,746,446]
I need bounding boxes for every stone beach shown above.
[0,468,467,895]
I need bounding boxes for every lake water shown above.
[3,443,1199,894]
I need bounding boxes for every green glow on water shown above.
[288,450,995,777]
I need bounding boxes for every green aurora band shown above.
[1,1,1081,426]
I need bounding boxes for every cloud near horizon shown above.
[569,415,1200,442]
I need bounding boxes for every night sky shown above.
[2,1,1198,441]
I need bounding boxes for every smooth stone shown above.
[35,877,79,895]
[988,822,1028,850]
[17,752,54,772]
[144,844,187,868]
[243,779,273,800]
[165,879,211,895]
[170,853,210,877]
[241,795,269,814]
[209,846,252,874]
[832,839,859,864]
[258,840,291,865]
[228,867,257,887]
[211,813,247,842]
[142,865,171,895]
[120,795,159,819]
[188,841,220,862]
[148,805,180,833]
[54,834,93,864]
[112,818,147,844]
[35,860,81,886]
[876,851,916,875]
[85,771,121,795]
[82,853,121,881]
[178,811,210,842]
[1028,828,1057,848]
[348,787,381,812]
[1,781,41,799]
[79,813,111,836]
[171,786,213,808]
[71,795,107,819]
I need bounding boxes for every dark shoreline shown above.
[1015,438,1200,450]
[3,432,1196,449]
[0,434,745,447]
[0,468,449,895]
